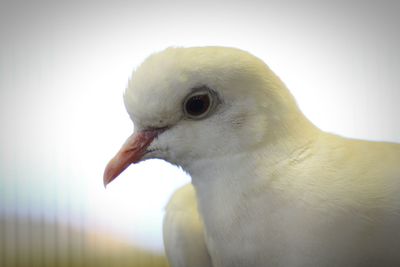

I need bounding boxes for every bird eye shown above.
[183,90,214,119]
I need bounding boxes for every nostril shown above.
[144,125,170,134]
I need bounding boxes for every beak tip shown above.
[103,168,113,189]
[103,173,115,189]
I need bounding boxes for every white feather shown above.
[163,184,212,267]
[124,46,400,267]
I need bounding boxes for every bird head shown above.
[104,46,306,186]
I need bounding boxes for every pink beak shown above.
[103,129,163,187]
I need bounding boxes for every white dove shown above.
[104,47,400,267]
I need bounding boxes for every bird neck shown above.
[188,117,320,204]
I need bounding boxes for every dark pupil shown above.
[186,95,210,116]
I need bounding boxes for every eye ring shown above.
[183,88,216,119]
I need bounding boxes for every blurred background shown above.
[1,0,399,266]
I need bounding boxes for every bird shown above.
[104,46,400,267]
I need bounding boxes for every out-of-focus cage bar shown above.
[0,137,169,266]
[0,217,168,267]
